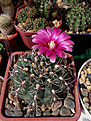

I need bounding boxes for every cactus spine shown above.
[66,4,91,32]
[17,0,60,32]
[10,50,75,116]
[0,14,14,35]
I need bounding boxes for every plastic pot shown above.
[70,34,91,73]
[14,5,62,49]
[0,32,18,52]
[77,58,91,121]
[0,51,81,121]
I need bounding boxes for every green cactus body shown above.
[66,4,91,32]
[25,18,34,31]
[17,6,39,23]
[11,50,74,112]
[0,14,14,35]
[17,7,28,23]
[33,18,48,31]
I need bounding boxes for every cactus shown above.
[0,0,14,19]
[10,50,75,116]
[66,4,91,32]
[0,14,14,35]
[33,18,48,31]
[17,0,60,32]
[17,6,39,23]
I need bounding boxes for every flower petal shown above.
[49,51,56,63]
[57,40,74,47]
[55,49,66,57]
[32,44,45,49]
[32,38,46,45]
[57,45,73,52]
[51,27,62,40]
[38,28,50,38]
[37,47,47,55]
[37,31,50,43]
[45,49,52,57]
[56,32,71,44]
[46,27,52,36]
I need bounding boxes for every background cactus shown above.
[0,0,14,19]
[17,6,39,23]
[0,14,14,35]
[10,50,75,116]
[33,18,48,31]
[17,0,60,32]
[66,4,91,32]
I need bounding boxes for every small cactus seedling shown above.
[66,4,91,32]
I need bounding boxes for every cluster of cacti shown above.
[0,14,14,35]
[10,50,75,116]
[17,0,60,32]
[17,6,39,23]
[0,0,14,19]
[66,4,91,32]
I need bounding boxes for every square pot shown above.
[14,5,62,49]
[0,32,18,52]
[0,51,81,121]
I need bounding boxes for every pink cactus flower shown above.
[32,27,74,63]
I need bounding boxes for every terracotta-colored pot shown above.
[0,52,81,121]
[14,5,62,49]
[0,32,18,52]
[0,76,4,94]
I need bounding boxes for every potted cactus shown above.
[14,0,62,49]
[0,27,81,120]
[65,3,91,34]
[58,1,91,72]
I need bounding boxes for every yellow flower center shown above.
[49,41,56,49]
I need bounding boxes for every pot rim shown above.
[77,58,91,119]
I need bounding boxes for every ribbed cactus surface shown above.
[66,4,91,32]
[11,50,75,111]
[17,0,60,32]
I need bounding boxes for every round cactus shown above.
[0,14,14,35]
[10,50,75,115]
[33,18,48,31]
[17,6,39,23]
[66,4,91,32]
